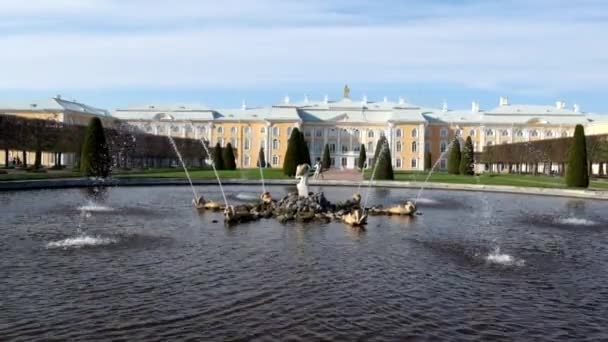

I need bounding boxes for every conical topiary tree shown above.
[283,128,301,176]
[358,144,366,170]
[424,151,432,170]
[213,142,224,170]
[566,124,589,188]
[447,138,461,174]
[80,117,111,178]
[459,136,474,175]
[257,147,266,168]
[223,142,237,170]
[322,144,331,170]
[374,136,393,180]
[298,130,311,166]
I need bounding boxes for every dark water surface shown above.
[1,185,608,341]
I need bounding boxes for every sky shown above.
[0,0,607,113]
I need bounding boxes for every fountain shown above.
[414,140,455,204]
[167,134,199,202]
[196,139,229,210]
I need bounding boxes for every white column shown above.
[480,125,485,152]
[418,123,424,170]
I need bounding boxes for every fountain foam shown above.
[78,201,114,212]
[556,217,598,226]
[485,247,525,266]
[47,235,118,249]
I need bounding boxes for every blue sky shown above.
[1,0,607,113]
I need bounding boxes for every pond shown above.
[1,185,607,340]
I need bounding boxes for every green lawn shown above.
[384,171,608,190]
[117,168,289,180]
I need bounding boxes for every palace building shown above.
[114,87,608,171]
[2,88,608,170]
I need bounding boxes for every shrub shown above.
[322,144,331,170]
[223,142,237,170]
[298,130,311,166]
[283,128,302,176]
[566,124,589,188]
[373,135,394,180]
[459,136,475,175]
[257,147,267,168]
[447,138,461,174]
[80,117,111,178]
[358,144,366,170]
[212,142,224,170]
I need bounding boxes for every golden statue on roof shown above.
[343,84,350,99]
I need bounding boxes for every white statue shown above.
[295,164,311,198]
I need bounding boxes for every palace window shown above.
[230,138,236,147]
[530,130,539,137]
[411,158,418,168]
[455,129,461,137]
[172,125,179,132]
[412,141,417,153]
[330,158,336,166]
[244,127,251,135]
[354,129,360,137]
[244,138,250,150]
[469,129,475,136]
[368,130,375,138]
[546,130,553,137]
[396,129,402,138]
[396,158,402,168]
[230,127,237,135]
[411,128,418,138]
[244,155,250,167]
[260,127,266,134]
[199,126,206,134]
[396,141,402,152]
[272,127,279,137]
[486,129,494,136]
[440,141,447,153]
[342,145,348,153]
[217,126,223,134]
[272,139,279,150]
[354,145,360,152]
[316,128,323,137]
[272,155,279,165]
[440,159,447,169]
[330,144,336,153]
[440,128,448,138]
[304,129,312,137]
[487,141,493,146]
[367,142,373,153]
[516,129,524,137]
[562,131,569,137]
[287,127,293,137]
[501,130,509,137]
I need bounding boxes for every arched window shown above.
[368,130,375,138]
[396,158,402,168]
[469,129,475,136]
[272,155,279,165]
[244,127,251,135]
[217,126,223,134]
[486,129,494,136]
[561,131,568,137]
[411,128,418,138]
[260,127,266,134]
[272,127,279,137]
[396,129,402,138]
[440,141,447,153]
[501,130,509,137]
[411,158,418,168]
[440,128,448,138]
[230,127,237,135]
[546,130,553,137]
[530,130,539,137]
[411,141,417,153]
[515,129,524,137]
[244,155,250,167]
[244,138,250,150]
[396,141,402,152]
[272,139,279,150]
[354,129,360,137]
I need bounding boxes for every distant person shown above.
[314,158,324,180]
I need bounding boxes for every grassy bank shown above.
[377,171,608,190]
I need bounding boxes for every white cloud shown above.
[0,0,606,94]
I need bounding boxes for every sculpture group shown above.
[194,163,417,226]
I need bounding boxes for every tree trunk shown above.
[22,150,27,168]
[57,152,62,167]
[34,149,42,169]
[4,148,8,167]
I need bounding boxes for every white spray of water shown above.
[363,141,389,208]
[415,140,454,204]
[485,247,525,266]
[78,201,113,212]
[167,135,199,201]
[199,140,229,208]
[556,217,597,226]
[47,235,118,249]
